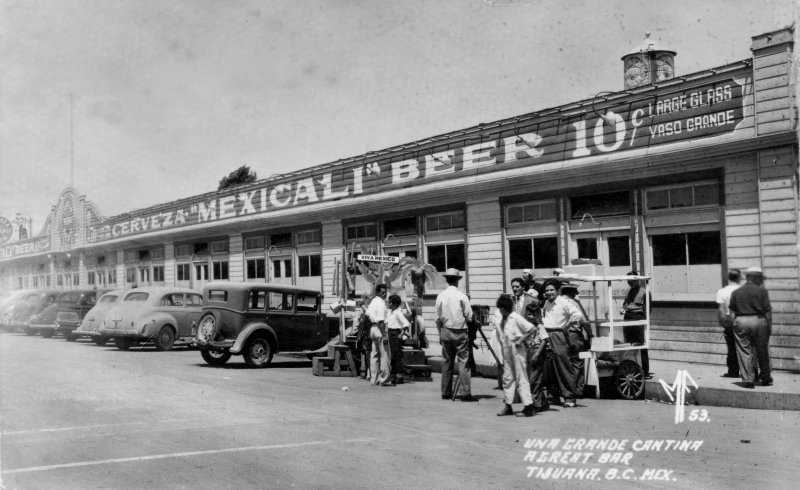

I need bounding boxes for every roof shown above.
[623,31,676,57]
[203,281,322,296]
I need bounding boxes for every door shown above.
[181,293,204,337]
[270,257,293,286]
[570,231,633,316]
[266,291,295,350]
[194,263,209,291]
[294,293,324,350]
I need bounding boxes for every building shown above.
[1,27,798,371]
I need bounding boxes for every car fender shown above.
[230,323,277,354]
[138,312,179,336]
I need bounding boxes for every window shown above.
[175,244,192,257]
[246,258,266,279]
[139,267,150,284]
[273,259,292,278]
[607,236,631,267]
[88,273,96,285]
[99,294,118,303]
[346,223,376,240]
[426,212,465,232]
[298,255,321,277]
[508,237,559,269]
[570,191,630,219]
[576,238,598,260]
[138,249,150,261]
[208,290,227,302]
[249,290,267,309]
[125,250,137,263]
[245,236,265,250]
[297,294,318,312]
[270,232,292,248]
[645,182,720,211]
[213,261,229,280]
[651,230,722,300]
[161,294,184,306]
[124,292,149,302]
[296,229,321,245]
[384,216,418,236]
[194,242,209,255]
[151,247,165,260]
[126,267,137,284]
[97,256,106,266]
[153,266,165,282]
[186,294,203,306]
[211,240,229,253]
[176,263,191,281]
[506,200,558,224]
[108,270,116,285]
[269,292,293,311]
[427,243,465,273]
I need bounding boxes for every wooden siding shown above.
[466,200,504,309]
[753,43,794,136]
[228,235,243,281]
[321,220,343,301]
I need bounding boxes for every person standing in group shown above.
[716,269,742,378]
[522,269,544,302]
[729,267,773,389]
[494,294,548,417]
[560,283,592,396]
[366,283,391,386]
[621,271,650,377]
[541,279,583,408]
[386,294,409,385]
[436,268,476,402]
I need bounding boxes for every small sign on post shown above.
[358,254,400,264]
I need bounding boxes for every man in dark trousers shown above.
[435,268,475,401]
[621,271,650,377]
[716,269,742,378]
[729,267,772,389]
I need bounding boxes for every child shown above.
[386,294,410,385]
[494,294,549,417]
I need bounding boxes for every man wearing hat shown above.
[522,269,544,302]
[435,268,476,401]
[729,267,773,388]
[621,271,650,377]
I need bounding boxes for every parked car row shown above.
[1,282,341,368]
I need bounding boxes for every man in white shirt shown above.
[541,279,583,407]
[366,284,391,386]
[716,269,742,378]
[435,268,475,401]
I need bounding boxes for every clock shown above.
[624,56,649,87]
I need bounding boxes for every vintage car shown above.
[99,287,204,351]
[27,289,106,339]
[8,290,62,334]
[73,289,127,345]
[194,281,338,368]
[0,289,36,331]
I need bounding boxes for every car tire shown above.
[41,329,54,339]
[93,335,109,346]
[243,335,273,368]
[23,327,35,336]
[201,348,232,366]
[64,331,77,342]
[154,326,175,351]
[115,337,134,351]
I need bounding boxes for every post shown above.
[339,248,347,345]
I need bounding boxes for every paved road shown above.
[1,332,798,489]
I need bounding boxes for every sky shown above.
[0,0,797,236]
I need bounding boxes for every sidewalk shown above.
[422,344,800,411]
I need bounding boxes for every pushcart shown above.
[566,274,650,400]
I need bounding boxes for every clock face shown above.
[625,57,648,87]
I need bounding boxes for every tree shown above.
[218,165,257,190]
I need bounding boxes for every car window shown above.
[268,292,293,311]
[208,290,227,302]
[86,294,97,306]
[125,292,149,302]
[248,290,266,310]
[296,294,317,312]
[161,294,184,307]
[57,292,81,303]
[99,294,118,303]
[186,294,203,306]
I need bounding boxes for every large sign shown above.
[0,237,51,260]
[86,78,745,244]
[0,217,12,244]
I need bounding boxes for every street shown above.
[1,332,798,490]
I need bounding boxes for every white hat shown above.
[552,268,566,275]
[745,266,763,276]
[522,269,534,276]
[442,268,463,279]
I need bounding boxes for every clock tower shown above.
[622,32,676,89]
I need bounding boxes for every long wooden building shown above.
[1,26,798,371]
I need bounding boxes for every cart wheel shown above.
[614,360,645,400]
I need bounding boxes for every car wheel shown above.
[115,337,134,351]
[243,336,273,368]
[93,335,109,347]
[23,327,35,336]
[154,326,175,351]
[615,360,645,400]
[41,329,54,339]
[201,348,232,366]
[64,331,77,342]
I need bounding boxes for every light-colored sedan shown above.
[99,287,204,351]
[73,289,127,345]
